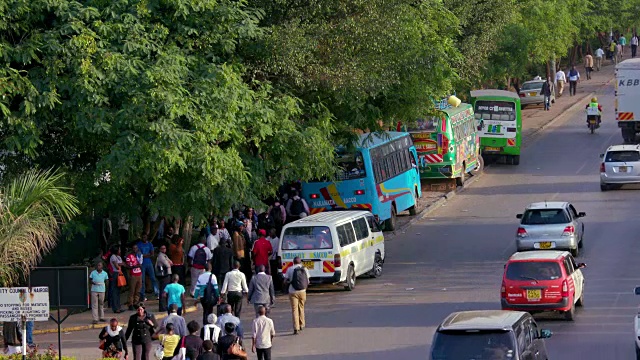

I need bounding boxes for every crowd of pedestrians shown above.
[84,183,312,359]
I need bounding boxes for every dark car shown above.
[430,310,552,360]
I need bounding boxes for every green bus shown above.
[470,90,523,165]
[404,102,482,186]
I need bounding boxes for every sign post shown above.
[0,287,50,360]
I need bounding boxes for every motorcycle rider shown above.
[585,96,603,127]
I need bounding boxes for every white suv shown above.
[600,144,640,191]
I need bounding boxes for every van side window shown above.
[366,214,380,232]
[515,325,526,353]
[337,223,356,247]
[563,258,574,275]
[352,217,370,240]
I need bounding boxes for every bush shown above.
[0,344,75,360]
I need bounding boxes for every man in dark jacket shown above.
[212,240,234,286]
[125,304,156,360]
[217,323,244,360]
[541,78,553,111]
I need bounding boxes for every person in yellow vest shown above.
[585,97,603,127]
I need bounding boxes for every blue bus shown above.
[301,131,421,231]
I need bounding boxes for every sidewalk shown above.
[32,63,617,336]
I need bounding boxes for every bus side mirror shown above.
[599,153,604,158]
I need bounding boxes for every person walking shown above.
[595,46,605,71]
[252,306,275,360]
[568,65,580,96]
[632,34,639,58]
[175,321,204,360]
[248,265,275,317]
[216,304,244,339]
[268,201,286,237]
[168,235,186,286]
[163,274,186,316]
[200,314,222,352]
[99,318,128,359]
[540,78,553,111]
[125,304,156,360]
[584,52,594,80]
[217,323,244,360]
[195,263,219,324]
[2,322,22,355]
[156,244,173,312]
[217,220,231,243]
[266,228,281,290]
[125,244,144,310]
[90,262,110,324]
[610,41,617,64]
[197,340,217,360]
[620,34,627,55]
[617,42,623,63]
[206,223,220,252]
[109,246,125,313]
[212,240,234,289]
[284,257,310,335]
[152,323,180,360]
[231,221,246,263]
[118,215,130,256]
[285,191,310,222]
[161,304,188,337]
[221,261,248,318]
[252,230,273,275]
[188,236,212,297]
[137,234,159,301]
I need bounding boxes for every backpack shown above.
[201,274,218,307]
[193,244,207,267]
[270,206,284,225]
[290,267,309,291]
[290,198,305,216]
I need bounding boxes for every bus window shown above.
[409,117,439,132]
[337,151,366,180]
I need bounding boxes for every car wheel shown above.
[408,189,418,216]
[344,264,356,291]
[370,253,383,278]
[576,284,584,307]
[470,155,484,176]
[512,155,520,166]
[564,303,576,321]
[456,163,466,187]
[600,183,609,191]
[384,206,397,231]
[578,234,584,248]
[570,247,580,257]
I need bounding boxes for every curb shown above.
[389,74,616,239]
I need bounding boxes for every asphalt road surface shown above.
[36,84,637,359]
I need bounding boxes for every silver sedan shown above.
[515,202,585,257]
[519,80,555,107]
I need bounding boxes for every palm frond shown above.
[0,169,80,286]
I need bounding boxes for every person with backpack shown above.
[195,263,220,325]
[283,257,310,335]
[188,236,213,297]
[285,191,310,222]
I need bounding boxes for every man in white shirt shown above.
[206,223,219,251]
[252,305,275,360]
[632,34,639,58]
[187,237,213,297]
[555,68,567,97]
[284,257,310,335]
[595,47,605,71]
[221,261,248,317]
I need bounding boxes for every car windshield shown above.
[522,82,543,90]
[521,209,569,225]
[506,261,562,281]
[336,151,366,180]
[605,150,640,162]
[281,226,333,250]
[431,330,515,360]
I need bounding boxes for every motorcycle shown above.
[587,115,600,134]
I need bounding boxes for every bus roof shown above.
[470,89,520,100]
[439,103,473,116]
[356,131,409,149]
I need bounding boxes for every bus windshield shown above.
[406,117,440,132]
[474,101,516,121]
[337,151,366,180]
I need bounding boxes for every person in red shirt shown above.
[252,230,273,275]
[125,244,143,309]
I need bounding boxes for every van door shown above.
[366,212,385,259]
[351,216,372,275]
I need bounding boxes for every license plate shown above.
[302,261,315,270]
[527,289,542,300]
[485,146,501,152]
[619,166,628,172]
[529,92,537,96]
[589,119,597,124]
[538,241,552,249]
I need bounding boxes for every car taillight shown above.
[355,189,365,195]
[517,227,528,237]
[519,93,525,97]
[562,226,575,236]
[600,163,605,173]
[500,281,506,298]
[561,280,569,297]
[310,194,319,199]
[334,254,341,268]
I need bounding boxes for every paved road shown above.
[35,83,636,359]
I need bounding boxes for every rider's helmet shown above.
[591,97,598,102]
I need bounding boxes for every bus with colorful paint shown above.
[301,132,421,231]
[470,90,523,165]
[404,102,482,186]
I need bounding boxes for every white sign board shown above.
[0,287,50,322]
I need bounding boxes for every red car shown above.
[501,250,586,321]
